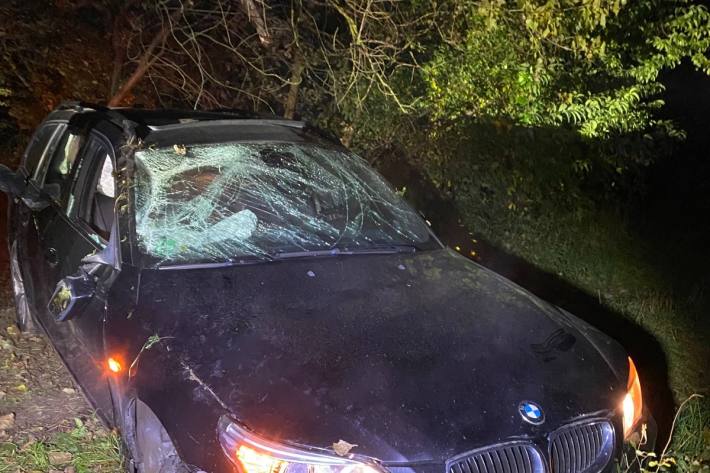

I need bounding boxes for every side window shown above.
[96,156,116,199]
[75,136,116,241]
[21,124,61,178]
[88,153,116,240]
[40,131,84,209]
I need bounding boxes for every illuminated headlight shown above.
[622,357,643,438]
[218,416,383,473]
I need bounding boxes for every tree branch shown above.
[108,2,186,107]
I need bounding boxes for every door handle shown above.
[45,247,58,266]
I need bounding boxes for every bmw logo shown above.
[518,401,545,425]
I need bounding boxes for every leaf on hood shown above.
[332,439,358,456]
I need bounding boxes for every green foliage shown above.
[621,396,709,473]
[310,1,708,206]
[0,421,122,473]
[417,1,710,139]
[0,87,9,107]
[422,13,552,126]
[0,81,13,136]
[0,86,10,135]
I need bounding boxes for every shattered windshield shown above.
[133,142,435,264]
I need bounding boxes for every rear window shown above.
[134,142,434,264]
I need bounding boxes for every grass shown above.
[0,419,122,473]
[498,211,706,394]
[661,395,710,472]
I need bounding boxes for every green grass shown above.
[665,395,710,471]
[0,420,122,473]
[495,211,705,394]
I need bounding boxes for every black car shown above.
[1,103,653,473]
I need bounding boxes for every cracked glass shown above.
[133,142,434,264]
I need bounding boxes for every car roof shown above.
[47,102,340,148]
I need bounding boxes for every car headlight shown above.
[622,357,643,438]
[218,416,383,473]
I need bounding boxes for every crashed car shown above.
[1,103,653,473]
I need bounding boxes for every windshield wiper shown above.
[271,245,417,260]
[157,245,418,268]
[157,254,274,270]
[347,244,418,254]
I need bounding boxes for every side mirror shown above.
[22,183,59,211]
[44,183,61,201]
[0,164,26,196]
[0,164,58,210]
[47,271,96,322]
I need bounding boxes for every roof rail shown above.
[56,101,99,113]
[51,102,341,145]
[206,107,265,119]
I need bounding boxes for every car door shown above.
[23,123,81,308]
[33,129,119,422]
[12,121,66,317]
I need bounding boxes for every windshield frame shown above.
[127,139,442,269]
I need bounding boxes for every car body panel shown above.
[105,249,629,471]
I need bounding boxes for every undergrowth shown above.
[0,418,122,473]
[625,395,709,472]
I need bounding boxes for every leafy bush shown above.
[418,1,710,140]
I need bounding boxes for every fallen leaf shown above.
[21,436,36,450]
[48,451,72,465]
[62,388,76,395]
[15,384,28,392]
[0,412,15,430]
[332,439,357,456]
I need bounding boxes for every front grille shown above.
[448,443,545,473]
[550,420,615,473]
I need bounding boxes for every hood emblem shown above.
[519,401,545,425]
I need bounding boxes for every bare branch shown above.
[108,1,187,107]
[240,0,271,46]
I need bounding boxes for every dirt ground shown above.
[0,193,110,455]
[0,303,100,443]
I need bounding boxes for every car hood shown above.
[126,249,627,463]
